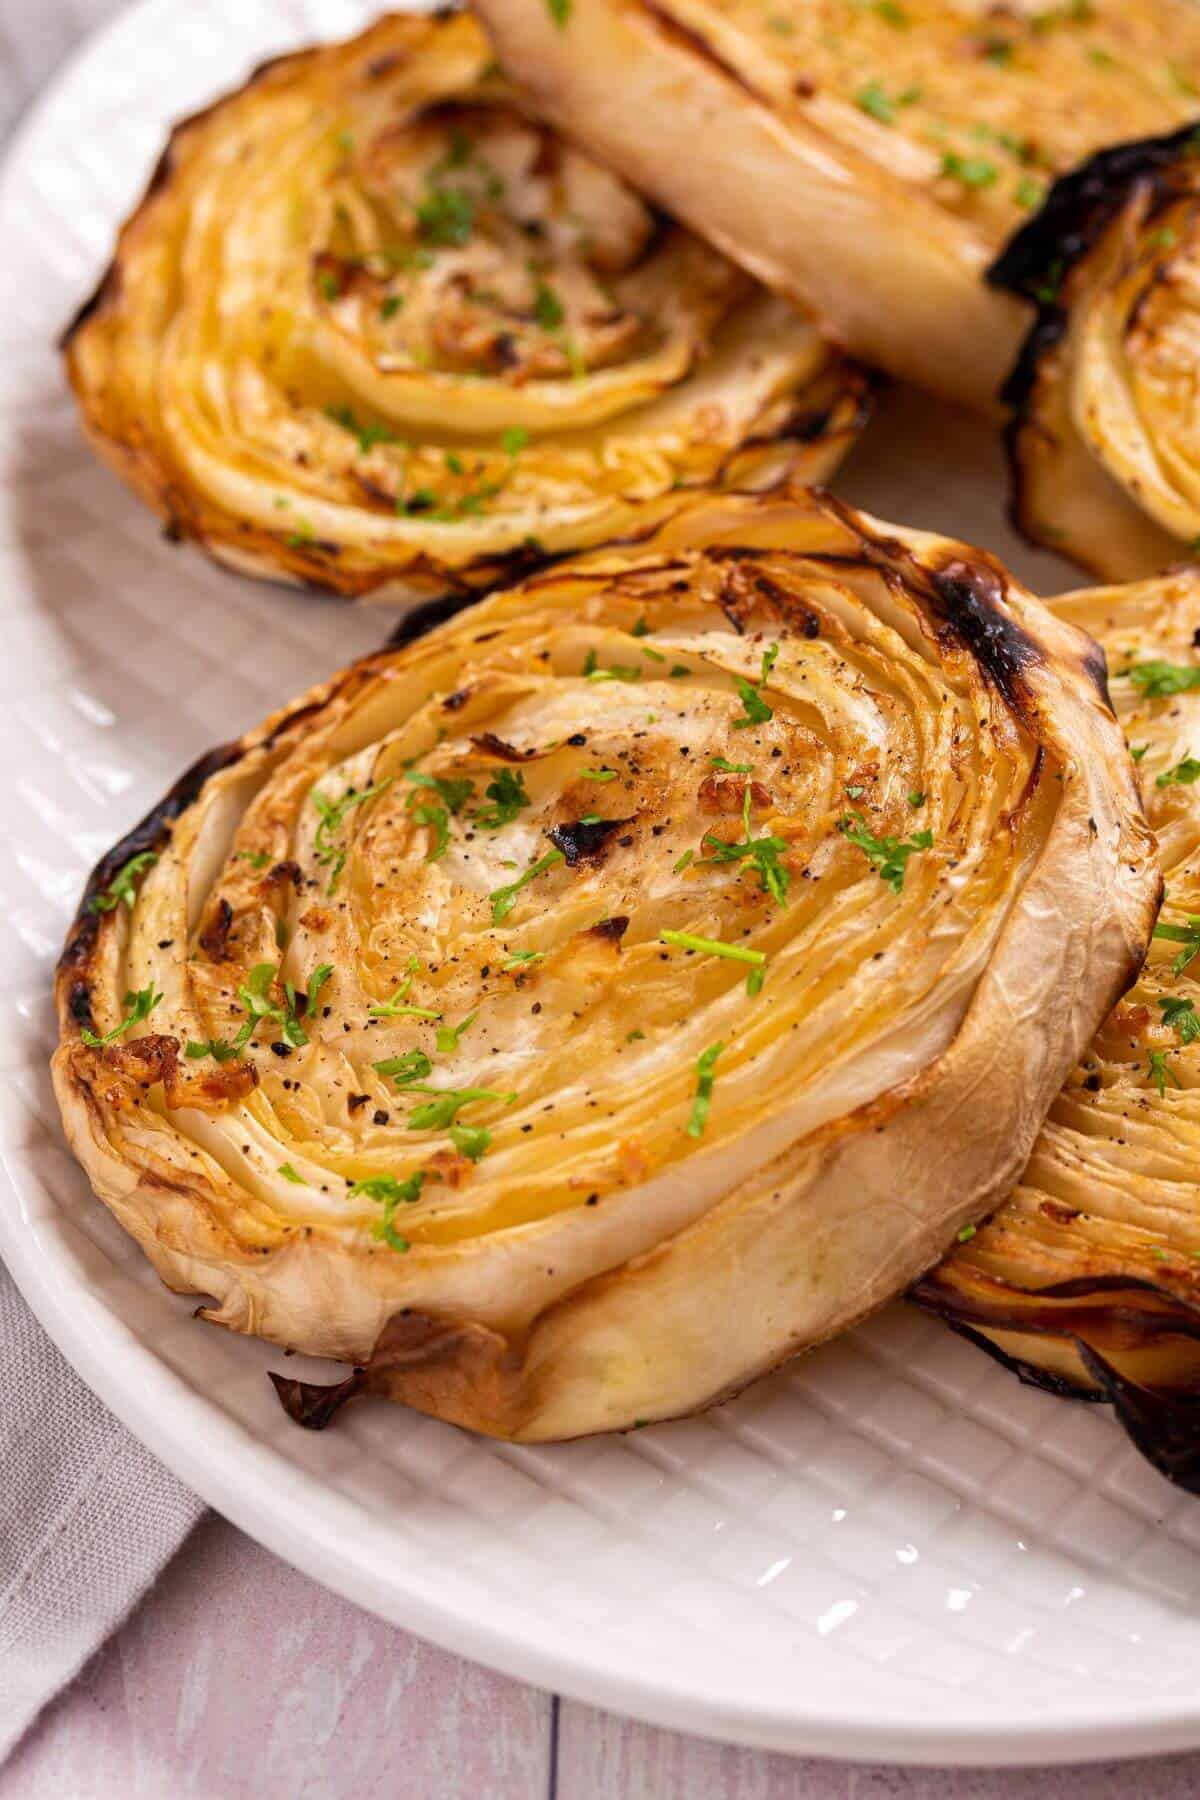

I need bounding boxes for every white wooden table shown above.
[7,5,1200,1793]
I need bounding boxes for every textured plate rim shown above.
[5,0,1200,1766]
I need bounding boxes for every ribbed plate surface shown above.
[2,0,1198,1765]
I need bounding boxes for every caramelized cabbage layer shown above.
[61,10,865,602]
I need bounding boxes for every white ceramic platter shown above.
[4,0,1200,1767]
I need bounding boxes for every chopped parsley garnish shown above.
[370,959,439,1020]
[711,756,752,773]
[1155,915,1200,974]
[473,767,530,829]
[1126,660,1200,699]
[585,655,642,683]
[839,811,933,894]
[406,1086,517,1131]
[503,949,545,969]
[449,1122,491,1161]
[547,0,571,25]
[1149,1049,1182,1098]
[373,1048,434,1088]
[731,644,778,729]
[307,964,335,1015]
[1157,757,1200,789]
[941,152,998,189]
[844,784,866,800]
[404,771,475,863]
[908,791,926,808]
[687,1042,724,1139]
[580,768,618,782]
[349,1171,424,1252]
[417,185,475,247]
[232,963,283,1049]
[1130,744,1149,763]
[380,294,404,321]
[673,850,695,875]
[317,270,341,302]
[436,1011,477,1055]
[324,405,398,454]
[1014,176,1043,210]
[186,1038,239,1062]
[703,783,790,904]
[312,776,394,892]
[1160,995,1200,1044]
[872,0,908,22]
[660,929,766,970]
[89,851,157,914]
[956,1223,977,1244]
[490,848,564,923]
[278,1163,304,1184]
[854,81,919,123]
[533,279,565,331]
[501,426,529,457]
[81,985,161,1049]
[235,849,272,871]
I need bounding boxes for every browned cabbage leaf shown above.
[475,0,1200,416]
[52,478,1156,1442]
[59,11,866,604]
[990,127,1200,581]
[917,568,1200,1492]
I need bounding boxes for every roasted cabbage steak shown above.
[918,566,1200,1492]
[61,10,865,602]
[52,479,1157,1441]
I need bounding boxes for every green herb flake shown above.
[185,1038,239,1063]
[659,929,766,969]
[406,1086,517,1131]
[1157,757,1200,789]
[501,425,529,457]
[673,849,695,875]
[473,767,530,830]
[956,1223,977,1244]
[490,848,564,924]
[580,767,618,783]
[1149,1049,1182,1097]
[88,851,158,914]
[711,756,752,773]
[81,984,162,1049]
[839,811,933,894]
[374,1048,435,1089]
[1160,996,1200,1045]
[278,1162,304,1184]
[1154,915,1200,974]
[436,1011,478,1055]
[546,0,571,26]
[1126,660,1200,699]
[324,404,398,455]
[941,152,998,189]
[311,776,394,893]
[349,1171,425,1252]
[449,1122,491,1161]
[687,1041,724,1139]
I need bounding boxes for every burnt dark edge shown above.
[548,817,635,867]
[908,1301,1102,1404]
[989,122,1200,414]
[1077,1343,1200,1495]
[269,1367,367,1430]
[59,737,245,1027]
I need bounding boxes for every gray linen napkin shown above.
[0,1262,203,1758]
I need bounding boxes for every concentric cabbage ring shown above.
[60,10,866,602]
[918,568,1200,1491]
[992,128,1200,581]
[52,479,1157,1441]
